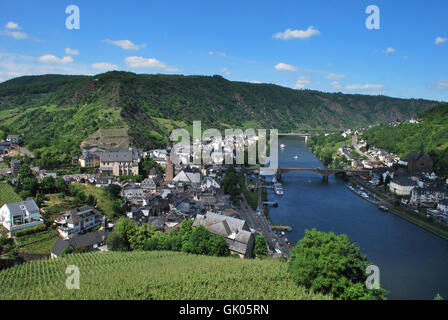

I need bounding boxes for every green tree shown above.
[129,224,156,251]
[86,194,97,207]
[112,200,125,217]
[55,177,68,194]
[113,218,138,250]
[106,232,128,251]
[105,184,122,200]
[288,229,387,300]
[39,176,56,194]
[254,235,268,257]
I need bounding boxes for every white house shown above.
[0,200,44,233]
[389,176,416,196]
[6,135,21,144]
[54,206,104,239]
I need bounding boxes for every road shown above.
[239,172,290,258]
[352,134,374,160]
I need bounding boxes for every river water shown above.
[266,136,448,300]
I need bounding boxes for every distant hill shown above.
[0,250,330,300]
[362,103,448,176]
[0,72,439,166]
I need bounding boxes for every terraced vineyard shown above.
[0,251,330,300]
[0,183,22,207]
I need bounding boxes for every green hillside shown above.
[362,103,448,176]
[0,251,330,300]
[0,72,439,167]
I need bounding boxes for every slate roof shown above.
[101,151,134,162]
[51,231,106,256]
[193,211,253,256]
[4,199,39,215]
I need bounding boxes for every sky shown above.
[0,0,447,101]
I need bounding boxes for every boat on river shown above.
[274,182,284,195]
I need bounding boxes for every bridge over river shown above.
[247,166,371,182]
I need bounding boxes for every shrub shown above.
[14,224,47,237]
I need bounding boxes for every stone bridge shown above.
[247,167,371,182]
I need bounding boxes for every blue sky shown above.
[0,0,447,101]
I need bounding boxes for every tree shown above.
[288,229,387,300]
[129,224,156,251]
[434,294,444,300]
[105,184,122,200]
[86,194,96,207]
[112,200,125,217]
[107,232,128,251]
[254,235,268,257]
[35,192,44,207]
[55,177,68,194]
[113,218,137,250]
[40,176,56,194]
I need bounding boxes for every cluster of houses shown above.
[337,128,448,225]
[367,145,448,224]
[1,138,260,260]
[74,146,141,176]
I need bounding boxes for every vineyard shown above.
[0,183,22,207]
[0,251,330,300]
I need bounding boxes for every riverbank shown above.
[349,176,448,242]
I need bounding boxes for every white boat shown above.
[280,144,286,149]
[294,155,299,159]
[274,183,284,195]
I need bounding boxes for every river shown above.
[266,136,448,300]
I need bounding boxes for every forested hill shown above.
[0,71,439,165]
[362,103,448,176]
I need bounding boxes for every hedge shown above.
[14,224,47,237]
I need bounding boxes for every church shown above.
[407,144,433,174]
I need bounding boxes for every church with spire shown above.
[407,144,434,174]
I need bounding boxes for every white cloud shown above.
[209,51,226,56]
[125,56,180,72]
[37,54,74,64]
[5,22,20,30]
[345,84,383,90]
[220,68,231,75]
[65,48,80,55]
[434,80,448,90]
[326,73,346,80]
[250,80,262,84]
[331,81,342,90]
[0,52,95,83]
[104,39,146,50]
[0,29,28,39]
[274,62,298,72]
[383,47,395,54]
[91,62,119,71]
[435,37,447,45]
[293,76,311,89]
[273,26,321,40]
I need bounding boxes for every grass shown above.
[0,183,22,207]
[0,251,331,300]
[71,183,115,218]
[16,229,59,255]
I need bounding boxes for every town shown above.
[331,123,448,228]
[0,131,290,266]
